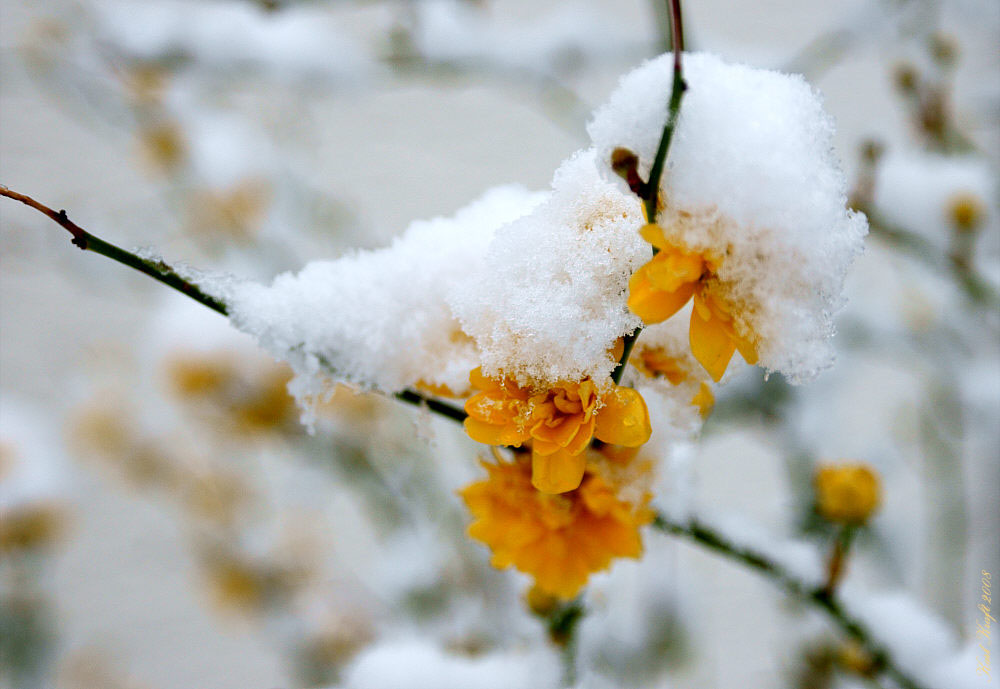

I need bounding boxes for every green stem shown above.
[1,185,470,425]
[822,524,857,595]
[613,0,687,385]
[651,512,929,689]
[865,212,999,308]
[1,186,228,315]
[643,0,686,223]
[393,390,467,423]
[545,598,585,686]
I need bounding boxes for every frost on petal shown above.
[450,149,649,388]
[227,185,546,419]
[589,52,868,383]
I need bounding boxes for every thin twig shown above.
[866,211,999,308]
[612,0,687,385]
[393,390,467,423]
[1,186,229,315]
[0,185,470,424]
[651,512,930,689]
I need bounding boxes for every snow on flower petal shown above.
[589,52,868,383]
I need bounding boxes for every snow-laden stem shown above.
[651,512,930,689]
[612,0,686,386]
[0,186,229,316]
[0,185,470,423]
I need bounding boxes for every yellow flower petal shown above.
[733,331,759,366]
[689,294,737,382]
[628,265,697,324]
[638,223,670,250]
[530,413,583,451]
[691,382,715,418]
[564,415,596,456]
[594,386,652,447]
[468,367,498,392]
[461,455,653,599]
[465,391,513,424]
[463,417,527,447]
[531,448,587,494]
[645,250,704,292]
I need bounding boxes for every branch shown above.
[642,0,686,225]
[864,210,999,308]
[393,390,467,423]
[1,185,469,425]
[612,0,686,386]
[651,512,930,689]
[1,186,229,315]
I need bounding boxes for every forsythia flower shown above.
[814,463,881,525]
[628,223,758,381]
[463,368,651,493]
[460,453,653,599]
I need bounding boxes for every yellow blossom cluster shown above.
[462,368,651,494]
[628,223,758,381]
[460,450,654,599]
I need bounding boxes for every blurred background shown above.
[0,1,997,688]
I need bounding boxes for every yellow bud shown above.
[838,640,878,677]
[814,463,881,525]
[892,63,919,93]
[948,193,985,232]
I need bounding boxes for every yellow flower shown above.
[460,453,653,599]
[463,368,651,494]
[628,224,758,381]
[814,463,881,525]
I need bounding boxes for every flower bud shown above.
[814,463,881,525]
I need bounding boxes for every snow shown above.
[96,0,373,81]
[411,1,646,73]
[0,396,70,513]
[450,149,647,387]
[336,638,561,689]
[588,52,868,383]
[227,52,867,404]
[227,185,545,410]
[840,588,960,685]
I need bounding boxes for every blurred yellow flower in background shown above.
[460,451,653,599]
